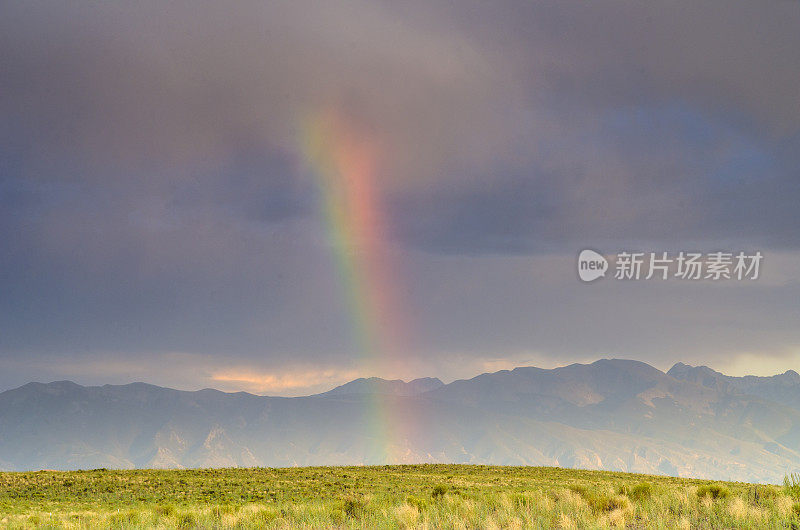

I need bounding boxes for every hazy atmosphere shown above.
[2,0,800,396]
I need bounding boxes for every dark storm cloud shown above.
[398,105,800,254]
[1,0,799,392]
[3,0,799,250]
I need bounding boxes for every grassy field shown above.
[0,465,798,528]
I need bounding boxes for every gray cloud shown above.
[1,0,799,392]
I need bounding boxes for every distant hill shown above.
[320,377,444,396]
[668,362,800,412]
[1,359,800,483]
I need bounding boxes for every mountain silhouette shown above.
[1,359,799,483]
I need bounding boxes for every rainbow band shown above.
[301,107,407,462]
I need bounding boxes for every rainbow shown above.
[300,106,411,463]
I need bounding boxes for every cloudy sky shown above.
[1,0,799,395]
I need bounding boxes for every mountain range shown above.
[1,359,799,483]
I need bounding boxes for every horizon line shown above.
[5,357,798,399]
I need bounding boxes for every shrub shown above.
[696,484,730,500]
[342,497,366,518]
[432,484,448,498]
[510,492,534,508]
[406,495,428,511]
[629,483,653,501]
[251,509,278,524]
[108,510,139,526]
[177,513,196,529]
[587,493,631,514]
[395,503,420,527]
[330,508,347,524]
[155,504,177,517]
[210,504,239,519]
[751,485,780,504]
[784,473,800,499]
[572,485,630,513]
[568,484,589,497]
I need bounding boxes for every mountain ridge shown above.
[2,358,800,483]
[10,358,796,400]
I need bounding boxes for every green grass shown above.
[0,465,796,528]
[785,472,800,499]
[696,483,731,500]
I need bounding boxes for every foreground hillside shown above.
[3,359,800,482]
[0,465,798,528]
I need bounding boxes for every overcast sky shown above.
[1,0,799,395]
